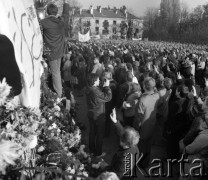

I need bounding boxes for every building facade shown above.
[70,6,143,39]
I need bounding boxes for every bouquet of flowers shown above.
[0,106,46,152]
[0,139,21,174]
[0,70,91,179]
[0,78,11,106]
[32,69,89,178]
[0,78,44,175]
[40,96,81,150]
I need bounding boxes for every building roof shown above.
[73,7,141,20]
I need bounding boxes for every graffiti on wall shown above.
[0,0,43,107]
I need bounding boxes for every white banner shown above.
[0,0,43,108]
[78,31,90,42]
[91,35,100,40]
[132,38,142,41]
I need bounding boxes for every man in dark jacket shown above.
[86,74,112,158]
[134,77,160,168]
[41,0,69,97]
[102,71,117,137]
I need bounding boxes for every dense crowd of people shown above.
[40,1,208,180]
[56,39,208,180]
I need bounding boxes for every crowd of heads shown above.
[63,39,208,179]
[66,40,208,96]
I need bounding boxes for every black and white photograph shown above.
[0,0,208,179]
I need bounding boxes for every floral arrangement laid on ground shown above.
[0,66,111,180]
[37,69,93,179]
[0,70,91,180]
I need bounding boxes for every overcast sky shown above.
[80,0,208,17]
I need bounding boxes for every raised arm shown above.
[134,100,145,131]
[62,0,70,37]
[96,86,112,103]
[110,108,125,136]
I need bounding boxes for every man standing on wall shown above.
[41,0,69,97]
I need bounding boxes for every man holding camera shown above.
[86,74,112,158]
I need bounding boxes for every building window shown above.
[103,20,109,27]
[102,28,109,35]
[83,21,91,27]
[84,28,89,34]
[95,27,99,35]
[102,20,109,35]
[96,20,99,24]
[113,20,116,25]
[112,27,117,34]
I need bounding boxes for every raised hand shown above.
[153,65,159,74]
[205,78,208,87]
[123,101,131,109]
[110,108,117,123]
[167,65,170,72]
[147,63,151,71]
[177,72,182,80]
[103,79,110,87]
[175,88,180,98]
[191,85,197,97]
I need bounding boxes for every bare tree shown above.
[180,2,189,22]
[69,0,82,8]
[68,0,82,37]
[160,0,181,25]
[126,7,136,16]
[144,7,159,29]
[190,5,204,22]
